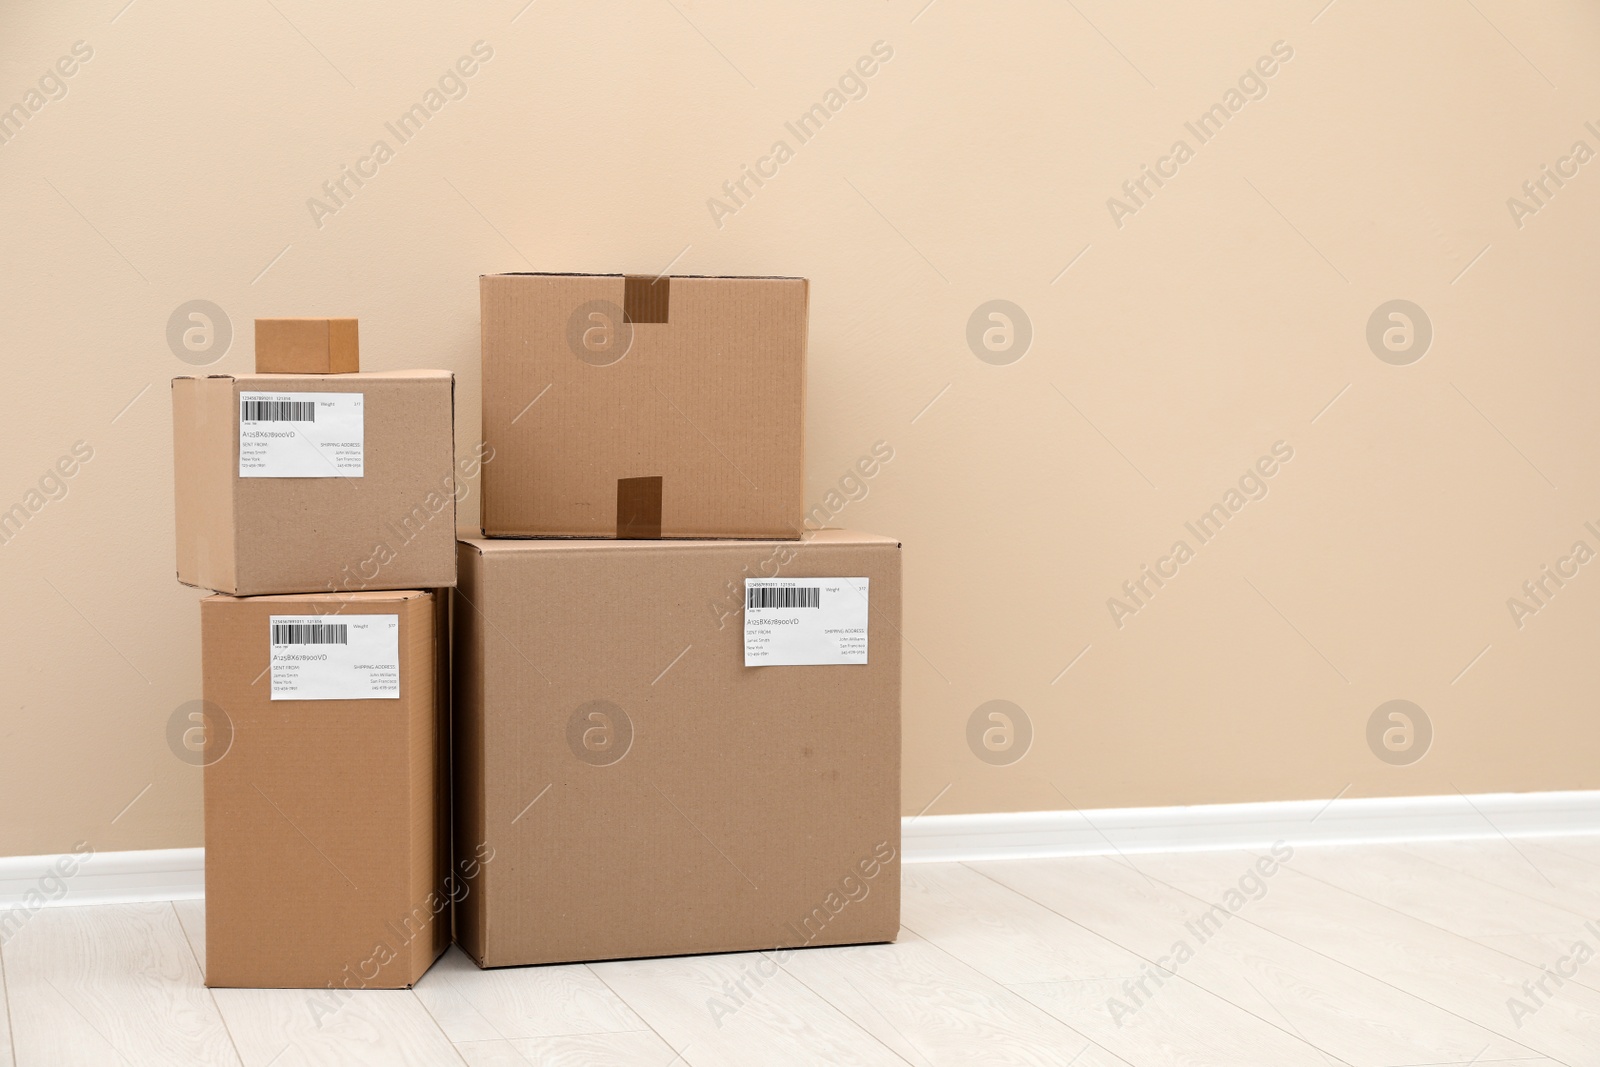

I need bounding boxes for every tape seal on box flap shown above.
[616,476,663,539]
[623,276,670,324]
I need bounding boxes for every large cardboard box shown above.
[453,530,901,967]
[201,589,451,989]
[480,273,807,539]
[172,371,460,595]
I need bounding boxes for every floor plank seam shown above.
[954,861,1358,1060]
[765,957,923,1067]
[405,988,474,1067]
[453,1028,661,1042]
[894,919,1134,1067]
[1126,859,1558,1064]
[1405,840,1600,921]
[0,929,16,1067]
[1283,862,1600,1003]
[1542,840,1600,873]
[989,980,1142,1067]
[581,962,694,1067]
[169,903,245,1067]
[1157,864,1563,1064]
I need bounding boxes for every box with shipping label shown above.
[480,272,807,539]
[171,370,461,595]
[201,589,452,989]
[452,530,901,967]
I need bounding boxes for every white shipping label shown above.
[239,392,364,478]
[744,578,869,666]
[269,614,400,700]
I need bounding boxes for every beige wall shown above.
[2,0,1597,857]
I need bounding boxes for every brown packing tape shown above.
[616,476,663,539]
[623,275,670,324]
[325,318,360,373]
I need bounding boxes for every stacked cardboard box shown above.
[453,532,901,965]
[479,273,807,538]
[199,589,449,988]
[170,321,457,988]
[457,273,903,966]
[169,278,902,984]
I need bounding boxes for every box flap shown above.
[172,377,239,593]
[456,528,899,554]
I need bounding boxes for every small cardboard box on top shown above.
[480,272,807,539]
[452,529,901,968]
[200,589,453,989]
[255,318,360,374]
[171,371,463,596]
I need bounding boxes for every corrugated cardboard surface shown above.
[480,273,807,539]
[171,370,458,595]
[255,318,360,374]
[172,377,237,590]
[452,529,901,968]
[201,590,449,989]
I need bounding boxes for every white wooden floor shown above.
[3,837,1599,1065]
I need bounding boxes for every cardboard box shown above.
[480,273,807,539]
[171,370,460,596]
[452,529,901,967]
[201,589,450,989]
[256,318,360,374]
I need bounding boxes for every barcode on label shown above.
[242,399,316,422]
[272,622,348,645]
[748,586,820,609]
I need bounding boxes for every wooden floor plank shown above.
[1538,835,1600,871]
[172,900,206,972]
[974,854,1536,1067]
[4,846,1596,1066]
[414,945,645,1042]
[212,986,466,1067]
[1285,843,1600,984]
[902,863,1144,984]
[1009,976,1332,1067]
[0,930,15,1067]
[775,929,1129,1066]
[1134,848,1600,1067]
[0,902,240,1067]
[589,948,906,1066]
[1290,843,1590,937]
[1407,838,1600,916]
[174,896,471,1066]
[1526,834,1600,872]
[455,1031,682,1066]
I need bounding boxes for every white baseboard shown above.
[901,789,1600,863]
[0,847,203,911]
[3,792,1598,908]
